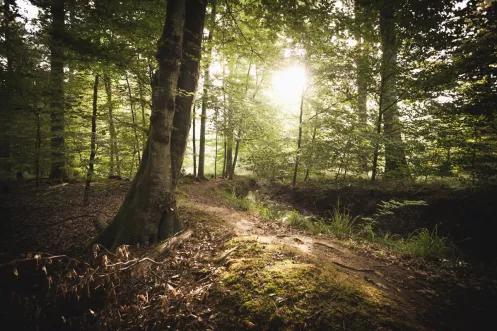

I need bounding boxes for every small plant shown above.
[327,202,360,238]
[285,210,314,231]
[257,204,277,220]
[394,226,454,259]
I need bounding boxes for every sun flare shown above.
[271,65,307,100]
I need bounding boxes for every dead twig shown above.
[332,261,374,273]
[23,210,99,228]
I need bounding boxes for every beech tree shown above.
[93,0,207,249]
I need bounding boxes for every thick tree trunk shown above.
[49,0,67,182]
[84,74,99,204]
[292,87,305,186]
[104,75,121,177]
[380,0,408,178]
[92,0,188,249]
[198,0,216,180]
[171,0,206,187]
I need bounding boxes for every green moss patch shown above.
[210,238,415,330]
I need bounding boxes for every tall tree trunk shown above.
[49,0,66,182]
[222,135,227,178]
[0,0,15,178]
[138,81,147,127]
[355,0,371,177]
[229,137,240,180]
[93,0,206,249]
[104,75,121,177]
[171,0,207,187]
[380,0,408,178]
[84,74,99,204]
[292,87,305,187]
[371,101,383,181]
[198,0,216,180]
[126,74,141,165]
[214,108,218,179]
[35,111,42,186]
[304,121,317,182]
[354,0,368,125]
[192,104,197,177]
[226,139,233,179]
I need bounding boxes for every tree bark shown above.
[214,108,218,179]
[126,74,141,165]
[198,0,216,180]
[92,0,188,249]
[49,0,67,182]
[292,87,305,186]
[371,100,383,181]
[192,104,197,177]
[171,0,207,187]
[84,74,99,204]
[0,0,16,178]
[304,120,317,182]
[104,75,121,177]
[380,0,408,178]
[35,111,42,186]
[229,138,240,180]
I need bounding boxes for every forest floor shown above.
[0,178,495,330]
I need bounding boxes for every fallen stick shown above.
[23,211,99,228]
[332,261,374,273]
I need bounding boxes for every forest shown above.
[0,0,496,329]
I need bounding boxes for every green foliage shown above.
[392,226,455,259]
[327,203,361,238]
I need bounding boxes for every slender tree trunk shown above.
[380,0,408,178]
[138,81,147,127]
[354,0,368,125]
[371,103,383,181]
[222,135,227,178]
[0,0,15,178]
[292,87,305,187]
[49,0,67,182]
[104,75,120,177]
[126,74,141,164]
[226,140,233,180]
[304,123,317,182]
[93,0,205,249]
[171,0,207,187]
[198,1,216,180]
[214,108,218,179]
[84,74,99,204]
[354,0,371,177]
[230,138,240,180]
[35,112,42,186]
[192,104,197,177]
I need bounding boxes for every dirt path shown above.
[182,180,441,328]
